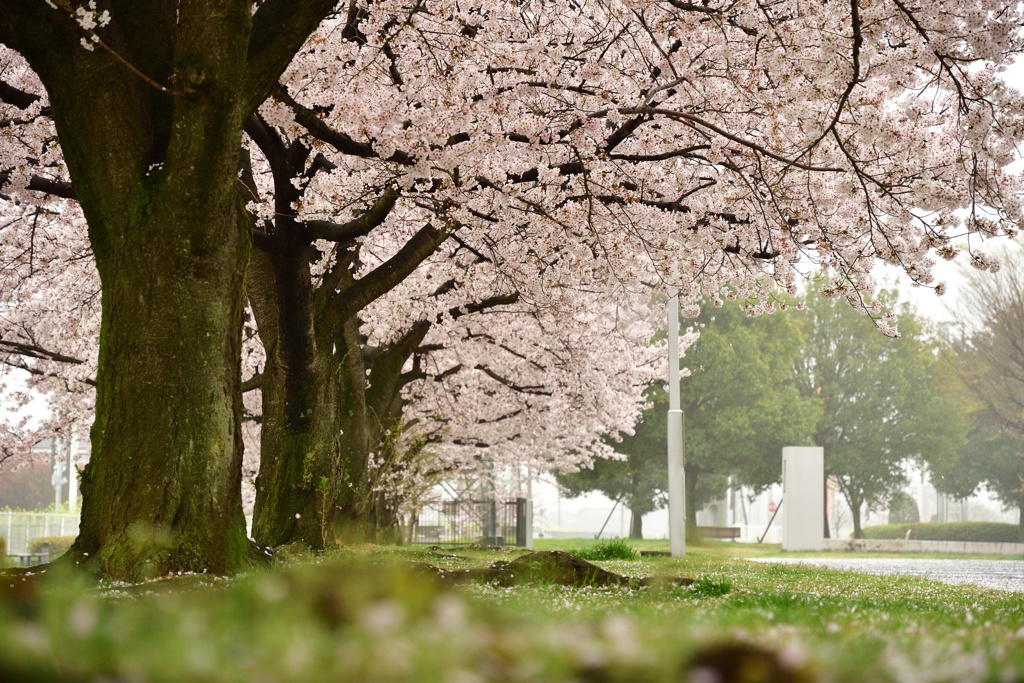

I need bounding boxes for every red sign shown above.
[767,501,777,513]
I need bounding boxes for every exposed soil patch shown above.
[420,550,694,589]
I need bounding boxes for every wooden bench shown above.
[698,526,741,540]
[6,553,49,567]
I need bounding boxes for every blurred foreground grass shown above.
[1,541,1022,682]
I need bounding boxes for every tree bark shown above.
[629,508,643,539]
[77,204,252,578]
[18,3,258,580]
[850,499,864,539]
[248,248,342,550]
[334,318,426,542]
[0,0,338,580]
[248,238,429,546]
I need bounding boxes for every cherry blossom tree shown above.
[1,1,342,580]
[3,0,1024,577]
[1,42,661,553]
[240,82,663,546]
[235,0,1024,547]
[359,287,663,539]
[0,60,96,468]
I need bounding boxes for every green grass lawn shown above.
[1,541,1022,682]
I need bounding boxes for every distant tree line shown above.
[558,285,972,540]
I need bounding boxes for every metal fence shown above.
[412,499,524,545]
[0,511,80,555]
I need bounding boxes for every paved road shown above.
[754,557,1024,593]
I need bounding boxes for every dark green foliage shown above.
[934,259,1024,538]
[575,539,639,561]
[681,300,820,497]
[928,378,1024,542]
[558,295,819,539]
[795,291,966,538]
[887,491,920,525]
[556,435,663,539]
[689,576,732,597]
[862,522,1020,543]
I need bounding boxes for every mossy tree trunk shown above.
[334,316,430,542]
[332,293,514,541]
[0,0,340,580]
[238,125,462,546]
[248,245,342,550]
[248,262,425,548]
[239,133,440,546]
[79,205,252,578]
[34,4,253,580]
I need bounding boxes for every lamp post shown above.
[667,289,686,556]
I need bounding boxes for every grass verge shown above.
[0,543,1021,682]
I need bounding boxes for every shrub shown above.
[27,535,76,557]
[575,539,639,561]
[690,576,732,597]
[887,491,920,525]
[862,522,1020,543]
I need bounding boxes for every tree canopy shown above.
[794,291,966,538]
[933,252,1024,539]
[559,297,818,538]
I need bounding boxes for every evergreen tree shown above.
[559,298,819,538]
[795,292,965,538]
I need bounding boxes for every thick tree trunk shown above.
[248,248,425,547]
[251,355,340,549]
[77,207,251,579]
[1,0,344,581]
[249,249,341,550]
[333,323,373,541]
[629,508,643,539]
[335,318,427,542]
[37,4,258,581]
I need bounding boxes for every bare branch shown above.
[27,175,76,200]
[305,185,400,243]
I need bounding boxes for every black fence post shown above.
[515,498,528,547]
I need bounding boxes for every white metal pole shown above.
[667,290,686,556]
[67,428,78,513]
[51,438,62,510]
